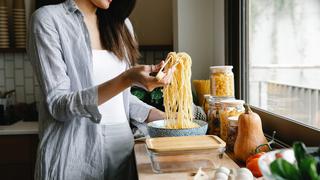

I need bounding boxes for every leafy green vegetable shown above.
[293,142,308,169]
[299,156,319,180]
[270,158,301,180]
[269,142,320,180]
[293,142,320,180]
[131,88,147,101]
[311,147,320,173]
[150,88,163,104]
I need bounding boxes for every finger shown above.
[162,75,171,84]
[154,61,165,72]
[146,76,167,87]
[142,65,154,74]
[162,68,175,84]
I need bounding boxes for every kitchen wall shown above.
[173,0,225,80]
[0,53,39,103]
[130,0,173,45]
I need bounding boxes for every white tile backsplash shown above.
[0,70,4,86]
[4,53,13,60]
[0,54,4,68]
[15,56,24,68]
[5,61,14,78]
[14,53,23,63]
[34,76,39,85]
[16,86,25,102]
[34,86,40,102]
[25,78,34,94]
[15,69,24,85]
[26,95,35,103]
[5,78,15,91]
[24,61,34,77]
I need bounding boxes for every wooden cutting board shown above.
[146,135,226,153]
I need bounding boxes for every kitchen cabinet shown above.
[0,121,39,180]
[0,134,38,180]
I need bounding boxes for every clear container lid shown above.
[205,94,235,105]
[220,99,245,107]
[228,116,239,126]
[210,66,233,73]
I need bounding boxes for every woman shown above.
[28,0,172,179]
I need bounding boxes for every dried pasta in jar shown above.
[210,66,234,97]
[219,100,244,142]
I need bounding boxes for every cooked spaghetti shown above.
[162,52,199,129]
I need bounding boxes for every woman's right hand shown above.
[125,61,173,91]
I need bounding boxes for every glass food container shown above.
[226,116,239,152]
[147,147,226,173]
[219,99,245,142]
[207,101,221,136]
[210,66,235,97]
[205,95,235,136]
[146,135,226,173]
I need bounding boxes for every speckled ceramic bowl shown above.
[147,119,208,137]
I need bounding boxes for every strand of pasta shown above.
[163,52,198,129]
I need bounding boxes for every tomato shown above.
[246,152,265,178]
[275,152,284,159]
[246,152,265,165]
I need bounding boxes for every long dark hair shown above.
[96,0,139,65]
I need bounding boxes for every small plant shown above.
[131,86,164,111]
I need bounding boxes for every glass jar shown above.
[226,116,239,152]
[206,96,235,136]
[210,66,234,97]
[219,99,245,142]
[207,101,221,136]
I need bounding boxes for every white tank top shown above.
[92,50,128,125]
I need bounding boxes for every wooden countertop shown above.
[0,121,38,135]
[134,143,240,180]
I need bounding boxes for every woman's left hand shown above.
[146,108,165,122]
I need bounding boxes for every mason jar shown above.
[210,66,234,98]
[219,99,245,142]
[207,101,221,136]
[226,116,239,152]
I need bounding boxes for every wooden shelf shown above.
[0,48,26,53]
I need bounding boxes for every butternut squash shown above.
[234,104,267,162]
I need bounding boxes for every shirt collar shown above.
[64,0,79,13]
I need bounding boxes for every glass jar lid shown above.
[220,99,245,107]
[205,95,235,105]
[210,66,233,73]
[228,116,239,126]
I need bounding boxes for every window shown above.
[225,0,320,146]
[248,0,320,130]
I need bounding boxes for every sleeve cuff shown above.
[82,86,101,123]
[129,94,153,123]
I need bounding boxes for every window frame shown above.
[225,0,320,146]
